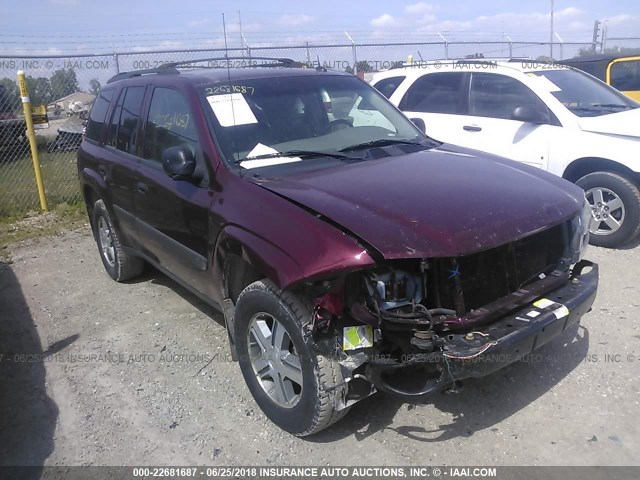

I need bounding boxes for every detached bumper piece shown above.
[365,260,598,402]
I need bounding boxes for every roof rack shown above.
[107,56,303,84]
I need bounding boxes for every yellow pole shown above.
[17,70,48,212]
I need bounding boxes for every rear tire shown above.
[576,171,640,248]
[92,199,144,281]
[234,279,349,436]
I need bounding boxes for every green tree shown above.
[25,76,52,105]
[577,46,640,57]
[89,78,101,95]
[49,68,79,101]
[0,78,20,113]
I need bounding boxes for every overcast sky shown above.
[1,0,639,55]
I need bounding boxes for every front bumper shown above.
[365,260,599,402]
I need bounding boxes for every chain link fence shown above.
[0,54,118,217]
[0,38,605,218]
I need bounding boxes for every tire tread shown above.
[236,279,350,436]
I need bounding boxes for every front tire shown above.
[234,279,349,436]
[576,171,640,248]
[92,199,144,281]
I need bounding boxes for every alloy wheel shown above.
[247,312,304,408]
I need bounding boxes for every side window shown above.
[469,73,543,120]
[610,60,640,92]
[373,76,406,98]
[399,72,466,114]
[117,87,145,154]
[107,90,123,148]
[143,88,198,163]
[107,87,145,155]
[85,89,114,142]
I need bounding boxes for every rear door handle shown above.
[463,125,482,132]
[136,182,148,194]
[98,165,107,178]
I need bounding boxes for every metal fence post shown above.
[17,70,48,212]
[438,33,448,59]
[345,32,357,75]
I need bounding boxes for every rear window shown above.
[610,60,640,92]
[399,72,466,114]
[85,89,115,142]
[106,86,145,155]
[373,76,406,98]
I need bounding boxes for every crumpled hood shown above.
[253,146,584,259]
[578,107,640,138]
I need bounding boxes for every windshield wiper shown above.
[237,149,362,164]
[338,138,424,152]
[591,103,633,110]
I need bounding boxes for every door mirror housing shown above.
[410,117,426,133]
[511,105,549,124]
[162,146,197,181]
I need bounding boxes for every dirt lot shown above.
[1,226,639,467]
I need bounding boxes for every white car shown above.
[371,60,640,247]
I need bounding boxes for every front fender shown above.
[213,223,375,294]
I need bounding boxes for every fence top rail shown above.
[0,40,598,59]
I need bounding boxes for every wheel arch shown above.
[213,226,303,305]
[562,157,640,186]
[82,184,99,228]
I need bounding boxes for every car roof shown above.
[372,59,581,80]
[106,65,352,87]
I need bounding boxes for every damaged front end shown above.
[301,207,598,408]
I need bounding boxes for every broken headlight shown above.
[569,198,592,263]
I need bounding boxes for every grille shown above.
[432,222,568,313]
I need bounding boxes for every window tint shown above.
[399,72,466,114]
[143,88,198,163]
[373,76,406,98]
[107,90,123,148]
[85,89,114,142]
[118,87,145,154]
[610,60,640,92]
[107,87,145,154]
[469,73,541,120]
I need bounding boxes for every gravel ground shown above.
[0,226,639,467]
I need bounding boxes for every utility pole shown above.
[550,0,554,59]
[592,20,601,52]
[601,21,608,53]
[238,10,243,52]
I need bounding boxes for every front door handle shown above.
[136,182,148,194]
[463,125,482,132]
[98,165,107,179]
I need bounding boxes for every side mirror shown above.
[511,105,549,124]
[162,146,196,181]
[410,117,426,133]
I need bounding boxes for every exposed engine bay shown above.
[302,218,597,407]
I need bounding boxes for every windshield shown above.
[530,69,639,117]
[200,74,428,173]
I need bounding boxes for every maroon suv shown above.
[77,59,598,436]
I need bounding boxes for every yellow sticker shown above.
[533,298,570,320]
[533,298,555,309]
[343,325,373,351]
